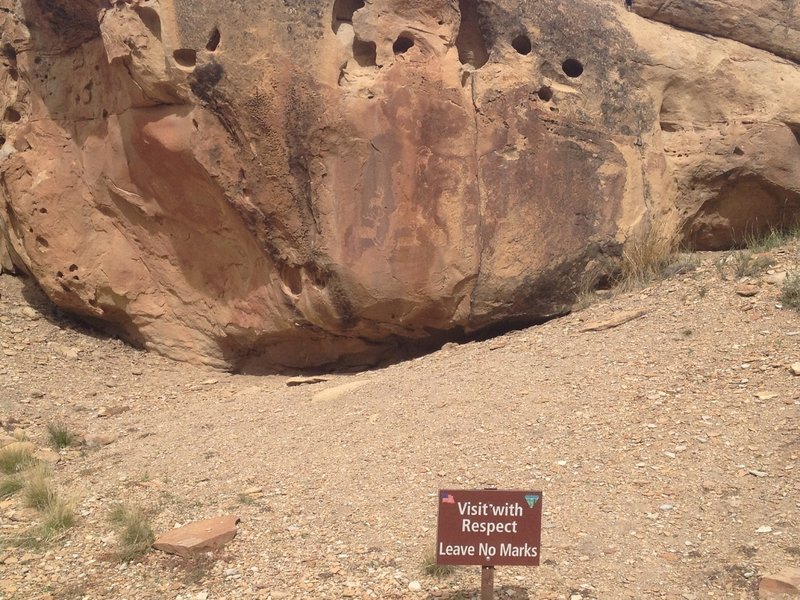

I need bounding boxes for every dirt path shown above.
[1,245,799,600]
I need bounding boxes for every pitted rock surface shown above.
[0,0,799,370]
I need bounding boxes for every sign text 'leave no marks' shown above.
[436,489,543,566]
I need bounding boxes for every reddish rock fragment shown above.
[759,567,800,598]
[153,516,240,558]
[736,284,760,297]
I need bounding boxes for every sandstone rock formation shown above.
[0,0,798,371]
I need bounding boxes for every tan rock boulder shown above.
[0,0,798,371]
[153,515,240,558]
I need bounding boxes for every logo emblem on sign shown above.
[441,492,456,504]
[524,494,540,508]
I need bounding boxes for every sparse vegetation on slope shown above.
[781,270,800,309]
[109,504,155,563]
[46,422,75,449]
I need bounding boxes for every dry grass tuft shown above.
[616,225,680,291]
[0,446,37,475]
[715,251,775,280]
[47,422,75,450]
[743,223,800,252]
[24,465,57,511]
[4,466,76,548]
[0,475,23,498]
[109,504,155,563]
[781,271,800,309]
[421,550,457,578]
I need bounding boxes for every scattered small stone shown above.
[56,346,80,360]
[755,391,778,400]
[83,433,118,447]
[763,272,787,286]
[748,469,768,477]
[408,581,422,592]
[790,363,800,376]
[97,406,130,418]
[20,307,39,320]
[735,284,759,297]
[756,526,773,534]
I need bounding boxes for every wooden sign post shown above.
[436,489,543,598]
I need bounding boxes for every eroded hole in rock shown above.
[38,207,47,214]
[512,34,531,55]
[206,27,221,51]
[537,85,553,101]
[280,265,303,296]
[0,135,5,146]
[733,146,744,156]
[353,39,377,67]
[332,0,365,34]
[456,0,489,69]
[562,58,583,78]
[135,6,162,41]
[393,35,414,55]
[69,264,78,272]
[36,236,49,248]
[4,107,21,122]
[173,49,197,69]
[56,271,63,278]
[102,109,108,119]
[2,43,16,61]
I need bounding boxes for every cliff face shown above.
[1,0,799,371]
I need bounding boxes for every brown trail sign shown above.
[436,489,543,600]
[436,489,543,567]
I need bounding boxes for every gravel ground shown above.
[0,245,799,600]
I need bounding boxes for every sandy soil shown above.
[0,245,798,600]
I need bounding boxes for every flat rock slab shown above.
[286,376,329,387]
[759,567,800,597]
[153,516,240,558]
[579,310,648,333]
[312,380,371,402]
